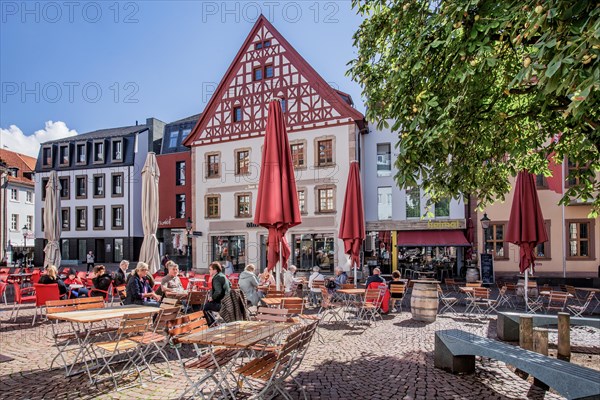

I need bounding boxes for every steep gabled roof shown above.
[184,15,364,147]
[0,148,36,186]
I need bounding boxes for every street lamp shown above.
[480,213,491,254]
[185,217,193,273]
[21,225,28,267]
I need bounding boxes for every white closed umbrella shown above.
[138,152,161,273]
[43,170,61,268]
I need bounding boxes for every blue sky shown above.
[1,1,365,154]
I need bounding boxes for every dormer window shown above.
[42,146,52,167]
[93,141,104,163]
[112,139,123,162]
[59,144,69,166]
[76,143,86,164]
[8,168,18,177]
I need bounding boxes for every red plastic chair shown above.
[0,281,7,305]
[10,283,36,321]
[0,267,10,274]
[77,271,87,280]
[179,276,189,290]
[30,272,41,285]
[90,283,114,304]
[187,271,196,278]
[32,283,61,325]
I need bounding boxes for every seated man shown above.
[203,262,231,326]
[333,266,348,289]
[283,265,303,297]
[365,267,386,287]
[161,263,185,296]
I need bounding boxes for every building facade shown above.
[0,149,37,265]
[33,118,165,266]
[476,162,599,278]
[156,114,199,270]
[183,16,365,273]
[361,122,470,275]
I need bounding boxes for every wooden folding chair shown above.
[437,284,458,314]
[389,283,406,312]
[567,292,596,317]
[546,291,569,313]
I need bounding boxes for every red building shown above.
[156,114,199,269]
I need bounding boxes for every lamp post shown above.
[480,213,491,254]
[185,217,193,274]
[21,225,29,267]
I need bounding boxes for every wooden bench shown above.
[497,311,600,341]
[435,329,600,400]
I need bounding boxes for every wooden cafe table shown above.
[261,296,302,307]
[179,320,294,398]
[47,305,160,378]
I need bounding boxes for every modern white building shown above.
[183,16,366,273]
[0,149,37,265]
[361,121,470,275]
[33,119,164,266]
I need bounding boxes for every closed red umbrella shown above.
[254,100,302,288]
[338,161,365,286]
[506,170,548,311]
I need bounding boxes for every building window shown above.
[78,239,87,262]
[114,238,124,262]
[181,128,191,141]
[317,187,335,213]
[566,159,589,187]
[59,145,69,166]
[377,143,392,176]
[93,206,105,230]
[435,198,450,217]
[76,207,87,230]
[168,129,179,148]
[176,161,186,185]
[206,195,220,218]
[26,215,33,230]
[377,187,392,220]
[42,146,52,167]
[59,177,70,199]
[112,139,123,161]
[406,187,420,218]
[42,178,49,200]
[26,191,33,203]
[206,153,220,178]
[93,141,104,163]
[264,40,271,47]
[535,174,548,189]
[76,143,86,164]
[298,190,306,214]
[10,214,18,231]
[253,67,263,81]
[112,205,124,229]
[61,239,70,259]
[255,42,263,50]
[566,219,595,259]
[233,107,242,122]
[535,220,552,259]
[236,193,251,218]
[281,98,287,113]
[265,65,274,78]
[10,189,17,201]
[111,173,124,197]
[236,150,250,175]
[290,142,305,168]
[317,139,333,166]
[484,222,508,260]
[76,176,87,198]
[175,194,186,219]
[93,174,105,197]
[61,208,70,231]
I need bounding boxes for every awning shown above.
[397,230,471,247]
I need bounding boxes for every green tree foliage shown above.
[348,0,600,216]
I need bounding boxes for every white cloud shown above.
[0,121,78,158]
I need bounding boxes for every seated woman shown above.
[91,265,113,298]
[238,264,263,306]
[388,270,405,312]
[258,269,276,288]
[125,262,161,306]
[63,272,89,298]
[38,265,68,298]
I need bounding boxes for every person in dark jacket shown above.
[203,261,231,325]
[91,265,113,297]
[38,265,68,297]
[113,260,130,286]
[365,267,386,287]
[124,262,161,306]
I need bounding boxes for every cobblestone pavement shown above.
[0,295,595,399]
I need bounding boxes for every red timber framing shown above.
[183,15,364,147]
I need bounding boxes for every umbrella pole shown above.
[524,268,529,312]
[276,241,282,291]
[353,259,357,288]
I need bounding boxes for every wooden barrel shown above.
[411,282,438,322]
[466,267,480,283]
